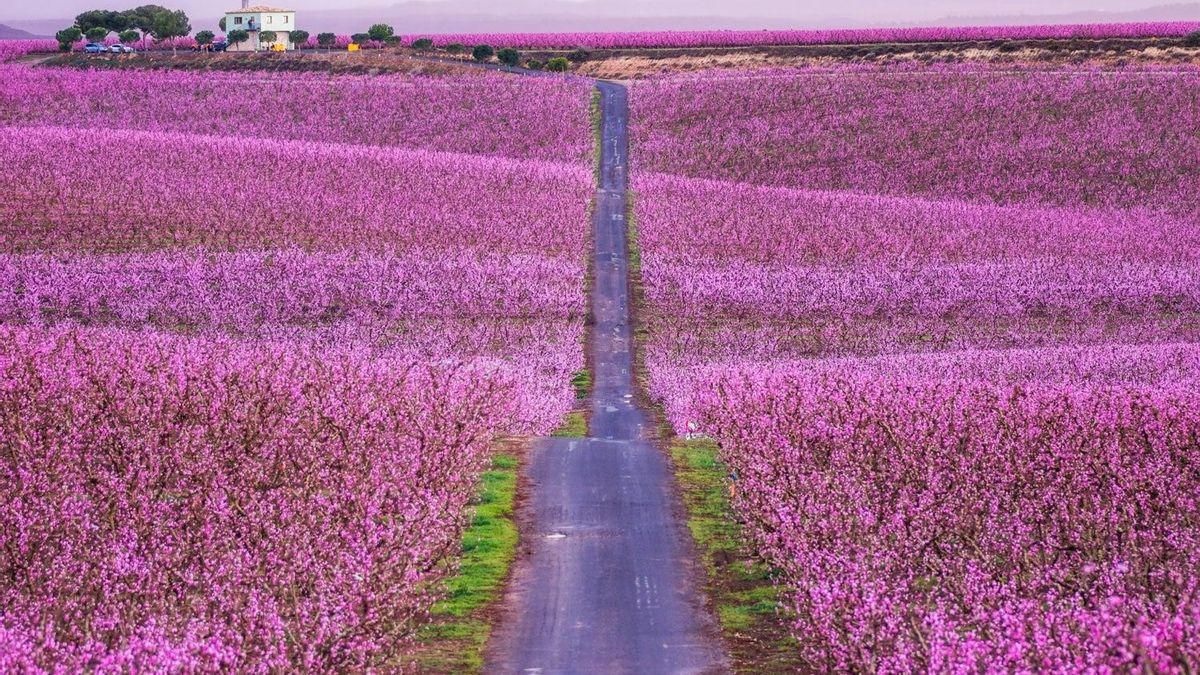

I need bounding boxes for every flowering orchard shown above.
[0,126,590,253]
[0,328,521,670]
[635,172,1200,384]
[404,22,1200,49]
[632,65,1200,212]
[0,65,593,667]
[633,65,1200,670]
[0,40,57,62]
[0,66,592,163]
[700,375,1200,671]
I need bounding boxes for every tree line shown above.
[56,5,190,53]
[55,10,578,70]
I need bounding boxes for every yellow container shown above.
[271,42,285,52]
[347,43,360,52]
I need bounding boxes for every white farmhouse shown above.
[224,2,297,51]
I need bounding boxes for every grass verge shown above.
[591,88,603,183]
[570,368,591,401]
[552,370,590,437]
[626,191,641,275]
[671,437,807,672]
[409,450,520,672]
[552,410,588,437]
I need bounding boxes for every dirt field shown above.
[563,39,1200,78]
[31,37,1200,79]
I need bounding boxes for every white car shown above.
[109,44,136,54]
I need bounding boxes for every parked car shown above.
[83,43,107,54]
[211,42,228,52]
[109,44,135,54]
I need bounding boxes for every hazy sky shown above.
[1,0,1186,28]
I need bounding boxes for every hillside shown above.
[0,23,43,39]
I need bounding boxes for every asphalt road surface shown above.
[486,82,729,674]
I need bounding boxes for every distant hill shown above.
[0,22,45,39]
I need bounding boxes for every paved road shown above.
[486,82,728,674]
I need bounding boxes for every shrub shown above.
[546,56,569,72]
[567,47,590,63]
[526,59,543,70]
[412,37,433,50]
[1185,30,1200,47]
[445,42,464,54]
[497,47,520,66]
[472,44,494,61]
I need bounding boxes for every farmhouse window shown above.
[234,16,242,24]
[266,16,272,23]
[283,16,288,23]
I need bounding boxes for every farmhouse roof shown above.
[227,5,293,13]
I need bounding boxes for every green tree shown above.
[124,5,169,49]
[289,30,309,50]
[218,17,226,31]
[546,56,569,72]
[118,29,139,45]
[351,32,369,46]
[74,10,110,34]
[150,9,190,54]
[55,26,82,52]
[317,32,336,51]
[1186,31,1200,47]
[106,10,131,32]
[471,43,494,62]
[445,42,464,54]
[194,29,214,52]
[526,59,543,70]
[75,9,128,34]
[367,23,393,42]
[226,28,249,50]
[85,26,108,43]
[286,29,307,49]
[259,30,278,49]
[412,37,433,50]
[496,47,520,67]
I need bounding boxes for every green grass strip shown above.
[671,438,803,672]
[414,453,519,672]
[626,191,641,275]
[569,368,591,401]
[591,88,603,183]
[552,410,588,438]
